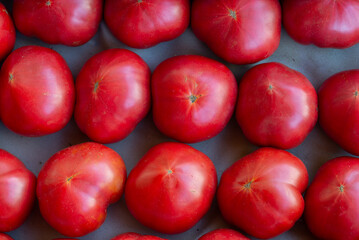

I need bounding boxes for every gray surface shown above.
[2,3,359,239]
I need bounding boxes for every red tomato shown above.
[0,3,15,61]
[0,233,13,240]
[305,157,359,240]
[199,229,249,240]
[75,49,150,143]
[283,0,359,48]
[217,147,308,239]
[236,62,318,149]
[111,232,166,240]
[319,70,359,155]
[152,55,237,143]
[37,142,127,237]
[104,0,190,48]
[191,0,281,64]
[0,46,75,137]
[125,142,217,234]
[13,0,102,46]
[0,150,36,232]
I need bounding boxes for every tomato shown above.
[104,0,190,48]
[283,0,359,48]
[53,239,78,240]
[0,233,13,240]
[125,142,217,234]
[0,3,15,61]
[0,150,36,232]
[0,46,75,137]
[152,55,237,143]
[319,70,359,155]
[13,0,102,46]
[217,147,308,239]
[37,142,127,237]
[111,233,166,240]
[236,62,318,149]
[305,157,359,240]
[75,49,150,143]
[191,0,281,64]
[199,229,249,240]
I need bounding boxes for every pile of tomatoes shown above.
[1,0,359,240]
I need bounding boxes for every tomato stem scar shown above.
[93,81,100,93]
[228,9,237,20]
[167,169,173,174]
[189,95,198,103]
[354,90,359,97]
[45,0,51,6]
[8,73,14,83]
[338,185,345,192]
[243,180,253,190]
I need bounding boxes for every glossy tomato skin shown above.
[0,233,14,240]
[319,70,359,155]
[305,157,359,240]
[37,142,127,237]
[152,55,237,143]
[125,142,217,234]
[236,62,318,149]
[283,0,359,48]
[0,3,15,61]
[191,0,281,64]
[75,49,150,143]
[112,232,166,240]
[0,150,36,232]
[217,147,308,239]
[199,229,249,240]
[13,0,102,46]
[104,0,190,48]
[0,46,75,137]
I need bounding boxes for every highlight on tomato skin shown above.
[305,156,359,240]
[217,147,308,239]
[111,232,167,240]
[37,142,127,237]
[283,0,359,48]
[198,229,250,240]
[125,142,218,234]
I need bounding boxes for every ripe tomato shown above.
[0,233,13,240]
[283,0,359,48]
[0,3,15,61]
[199,229,249,240]
[104,0,189,48]
[319,70,359,155]
[111,233,166,240]
[125,142,217,234]
[13,0,102,46]
[191,0,281,64]
[236,62,318,149]
[152,55,237,143]
[0,46,75,137]
[37,142,127,237]
[75,49,150,143]
[217,147,308,239]
[305,157,359,240]
[0,150,36,232]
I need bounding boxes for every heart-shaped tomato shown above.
[217,147,308,239]
[37,142,127,237]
